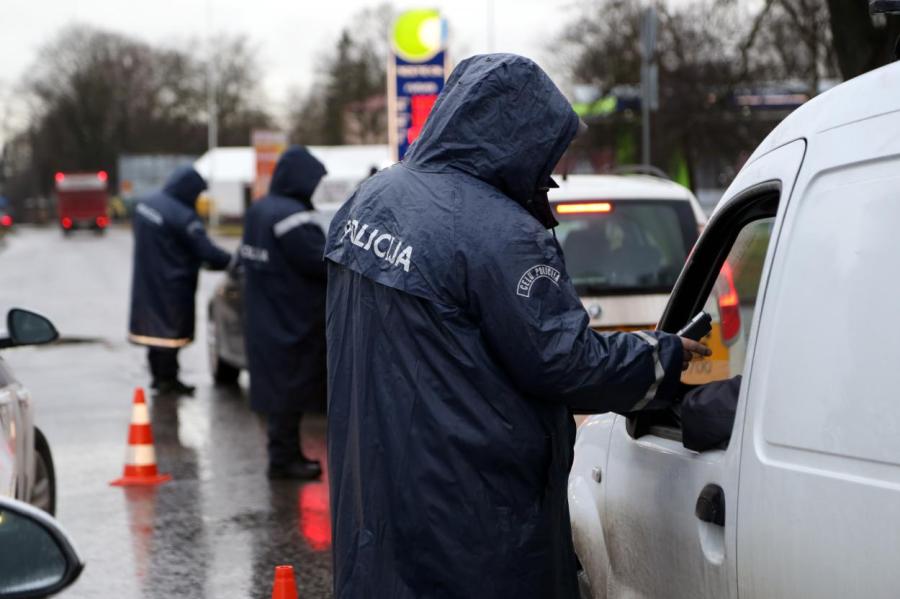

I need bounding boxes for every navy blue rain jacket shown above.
[324,54,685,599]
[129,167,231,347]
[241,146,328,414]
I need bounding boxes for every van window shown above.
[682,217,774,385]
[555,200,698,296]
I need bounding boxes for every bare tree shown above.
[826,0,900,79]
[6,25,273,204]
[288,3,394,145]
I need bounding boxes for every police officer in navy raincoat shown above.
[324,54,710,598]
[129,166,232,396]
[240,146,328,479]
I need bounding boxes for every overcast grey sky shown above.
[0,0,578,142]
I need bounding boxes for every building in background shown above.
[118,155,198,217]
[193,145,391,221]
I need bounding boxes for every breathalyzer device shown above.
[677,311,712,341]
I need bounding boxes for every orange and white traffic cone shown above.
[271,565,299,599]
[110,388,172,486]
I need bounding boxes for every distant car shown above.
[0,495,83,597]
[0,309,59,515]
[207,204,340,383]
[55,171,111,235]
[549,173,706,332]
[0,211,13,233]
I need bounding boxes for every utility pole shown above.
[487,0,496,52]
[206,0,219,228]
[640,6,658,167]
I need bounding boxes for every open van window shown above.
[555,200,698,296]
[682,217,775,386]
[626,188,780,445]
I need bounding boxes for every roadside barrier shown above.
[110,387,172,486]
[271,565,299,599]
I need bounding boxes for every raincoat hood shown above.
[404,53,580,226]
[269,145,327,204]
[163,166,207,208]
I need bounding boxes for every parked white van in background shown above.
[568,57,900,598]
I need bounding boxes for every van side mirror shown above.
[2,309,59,348]
[0,496,84,597]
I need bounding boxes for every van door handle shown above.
[695,484,725,526]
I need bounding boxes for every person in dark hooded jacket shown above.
[240,146,328,480]
[129,166,232,396]
[324,54,709,599]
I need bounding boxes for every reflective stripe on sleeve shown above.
[630,331,665,411]
[128,333,192,348]
[136,203,164,226]
[273,211,318,237]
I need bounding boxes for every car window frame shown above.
[625,181,782,442]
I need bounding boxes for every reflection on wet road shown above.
[0,227,332,598]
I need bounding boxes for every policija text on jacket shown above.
[324,53,708,599]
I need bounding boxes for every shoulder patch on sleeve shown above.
[274,211,319,237]
[516,264,561,297]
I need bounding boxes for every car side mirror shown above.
[3,309,59,348]
[0,496,84,597]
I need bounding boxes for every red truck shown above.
[55,171,110,235]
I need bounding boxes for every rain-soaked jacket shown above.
[324,54,685,599]
[240,146,328,414]
[129,167,231,348]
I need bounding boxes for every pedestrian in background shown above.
[129,166,232,396]
[240,145,328,480]
[324,54,709,598]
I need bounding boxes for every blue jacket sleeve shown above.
[275,221,327,280]
[181,218,232,270]
[465,224,683,414]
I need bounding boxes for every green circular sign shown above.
[392,9,445,62]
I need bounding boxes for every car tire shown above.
[32,427,56,516]
[208,309,240,385]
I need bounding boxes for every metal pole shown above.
[641,66,650,167]
[640,6,657,168]
[487,0,496,52]
[206,0,219,228]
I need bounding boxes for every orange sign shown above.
[252,130,287,200]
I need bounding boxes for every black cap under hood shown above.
[403,53,579,228]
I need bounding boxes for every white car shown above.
[568,54,900,598]
[549,174,706,332]
[0,309,59,515]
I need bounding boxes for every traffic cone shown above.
[110,388,172,486]
[271,565,299,599]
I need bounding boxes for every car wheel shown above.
[31,427,56,516]
[208,309,240,385]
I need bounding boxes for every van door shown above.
[599,139,805,599]
[737,112,900,597]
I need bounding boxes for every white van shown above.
[568,59,900,597]
[549,175,706,332]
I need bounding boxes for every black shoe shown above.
[267,460,322,480]
[154,379,195,396]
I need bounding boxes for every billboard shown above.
[252,130,287,200]
[388,9,449,162]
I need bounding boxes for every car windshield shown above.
[555,200,698,296]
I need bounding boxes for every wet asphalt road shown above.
[0,226,332,598]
